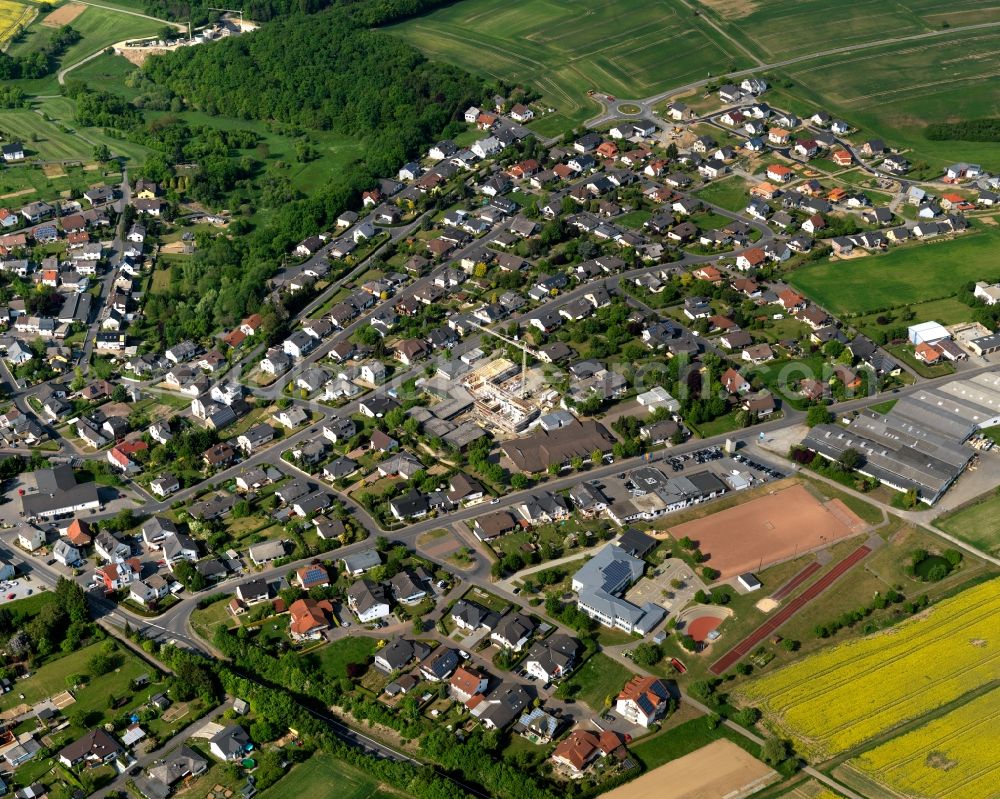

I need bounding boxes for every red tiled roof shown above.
[289,598,333,636]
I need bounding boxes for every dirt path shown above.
[77,0,184,27]
[56,3,185,85]
[0,187,35,201]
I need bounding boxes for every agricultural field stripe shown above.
[770,561,822,601]
[710,545,872,675]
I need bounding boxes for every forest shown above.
[74,1,494,346]
[140,7,480,178]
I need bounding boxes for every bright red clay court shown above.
[709,545,872,675]
[688,615,723,643]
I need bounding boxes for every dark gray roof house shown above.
[374,637,431,672]
[208,725,251,761]
[420,647,460,681]
[475,683,533,730]
[451,599,501,631]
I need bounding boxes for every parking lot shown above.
[0,576,39,604]
[662,445,785,486]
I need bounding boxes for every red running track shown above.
[771,561,822,601]
[709,545,872,675]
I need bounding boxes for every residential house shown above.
[450,667,489,702]
[420,647,460,682]
[58,729,124,768]
[524,635,578,683]
[491,612,536,652]
[248,540,286,566]
[615,676,671,727]
[551,730,625,777]
[346,579,391,623]
[208,726,251,762]
[288,598,334,640]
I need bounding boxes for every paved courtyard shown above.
[625,557,708,615]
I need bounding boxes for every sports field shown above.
[389,0,750,132]
[669,484,866,579]
[847,690,1000,799]
[789,226,1000,316]
[258,752,400,799]
[736,579,1000,760]
[709,544,871,675]
[936,490,1000,557]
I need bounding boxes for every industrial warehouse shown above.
[801,372,1000,504]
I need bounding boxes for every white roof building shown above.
[908,321,950,345]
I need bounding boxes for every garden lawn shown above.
[316,637,376,678]
[886,344,955,379]
[190,598,239,642]
[258,752,400,799]
[491,517,607,563]
[562,652,633,713]
[788,226,1000,316]
[0,641,157,714]
[616,209,651,229]
[695,176,748,212]
[936,490,1000,557]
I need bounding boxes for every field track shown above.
[710,545,871,675]
[770,561,822,601]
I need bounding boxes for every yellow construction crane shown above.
[467,319,539,399]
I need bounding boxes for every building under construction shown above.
[462,357,541,435]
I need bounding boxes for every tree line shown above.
[925,119,1000,142]
[0,25,81,80]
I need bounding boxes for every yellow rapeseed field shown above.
[0,0,32,46]
[736,578,1000,759]
[850,690,1000,798]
